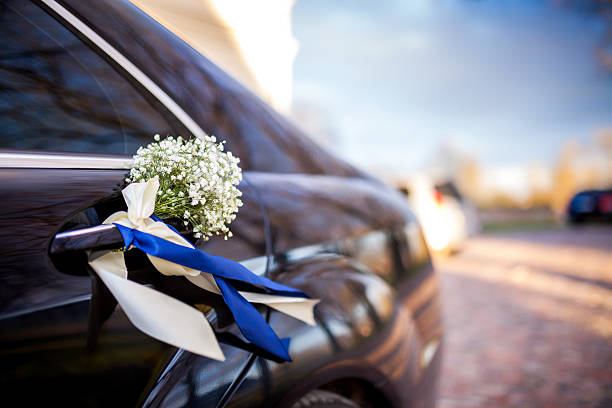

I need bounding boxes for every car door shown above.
[0,1,267,406]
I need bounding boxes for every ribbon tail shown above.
[89,250,128,278]
[240,292,320,326]
[265,301,319,326]
[188,274,318,326]
[88,252,225,361]
[214,276,292,362]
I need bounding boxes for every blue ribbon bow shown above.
[114,219,308,362]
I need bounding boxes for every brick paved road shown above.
[436,225,612,408]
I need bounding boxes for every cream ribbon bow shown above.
[88,178,318,361]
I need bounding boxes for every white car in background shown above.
[398,175,480,253]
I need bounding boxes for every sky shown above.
[291,0,612,173]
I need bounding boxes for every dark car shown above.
[567,189,612,224]
[0,0,443,407]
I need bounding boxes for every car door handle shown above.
[50,224,124,255]
[50,223,194,255]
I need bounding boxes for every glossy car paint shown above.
[0,0,443,407]
[239,174,443,408]
[0,167,270,406]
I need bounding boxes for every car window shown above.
[0,0,187,155]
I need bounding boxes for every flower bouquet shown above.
[126,134,242,240]
[88,134,317,362]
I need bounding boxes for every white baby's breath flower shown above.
[126,134,242,240]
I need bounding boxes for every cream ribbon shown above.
[88,178,318,361]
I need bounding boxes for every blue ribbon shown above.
[114,220,307,362]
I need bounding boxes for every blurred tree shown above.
[595,130,612,187]
[526,164,553,209]
[552,141,580,214]
[596,129,612,154]
[429,144,484,205]
[457,157,483,204]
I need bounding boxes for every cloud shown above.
[292,0,612,170]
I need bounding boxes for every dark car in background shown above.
[0,0,443,406]
[568,189,612,224]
